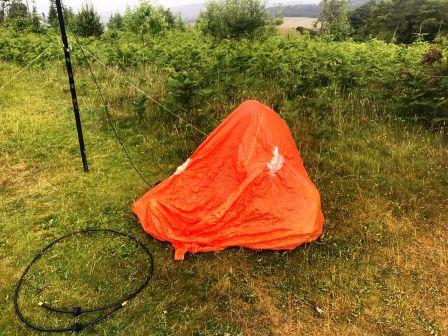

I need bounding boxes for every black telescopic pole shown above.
[55,0,89,172]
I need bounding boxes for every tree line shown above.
[318,0,447,43]
[349,0,448,43]
[0,0,447,44]
[0,0,183,38]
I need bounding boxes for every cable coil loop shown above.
[14,229,154,333]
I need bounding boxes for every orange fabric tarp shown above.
[133,100,323,260]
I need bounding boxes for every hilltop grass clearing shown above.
[0,50,447,336]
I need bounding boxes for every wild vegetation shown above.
[196,0,280,40]
[350,0,448,43]
[318,0,352,40]
[0,0,447,335]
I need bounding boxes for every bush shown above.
[123,1,176,41]
[0,29,60,64]
[395,47,448,127]
[197,0,278,40]
[107,12,124,30]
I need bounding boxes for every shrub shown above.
[123,1,170,41]
[132,92,148,120]
[197,0,278,40]
[396,47,448,127]
[108,12,124,30]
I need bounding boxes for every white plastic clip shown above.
[267,147,284,176]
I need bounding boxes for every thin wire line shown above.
[72,41,208,137]
[0,50,46,91]
[74,39,153,187]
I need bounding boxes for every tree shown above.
[46,0,74,29]
[63,6,75,29]
[162,8,175,27]
[47,0,57,26]
[0,6,5,24]
[161,8,184,29]
[0,0,45,31]
[0,0,11,23]
[0,0,9,23]
[417,0,448,42]
[108,12,123,30]
[197,0,277,40]
[349,0,448,44]
[317,0,351,40]
[348,0,375,34]
[123,1,169,40]
[6,0,28,20]
[72,4,103,37]
[2,0,31,30]
[30,4,40,30]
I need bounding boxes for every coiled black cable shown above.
[14,229,154,333]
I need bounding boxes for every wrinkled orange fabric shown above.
[133,100,323,260]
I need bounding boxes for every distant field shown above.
[279,17,318,33]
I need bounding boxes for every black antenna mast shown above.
[55,0,89,172]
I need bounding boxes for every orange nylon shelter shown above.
[133,100,324,260]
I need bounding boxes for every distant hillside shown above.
[171,3,205,23]
[268,4,319,18]
[172,0,371,22]
[268,0,370,18]
[350,0,371,8]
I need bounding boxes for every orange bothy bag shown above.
[133,100,324,260]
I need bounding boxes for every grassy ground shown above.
[0,61,447,336]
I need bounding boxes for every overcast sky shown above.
[33,0,166,16]
[33,0,319,18]
[34,0,198,13]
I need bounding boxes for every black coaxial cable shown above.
[14,228,154,333]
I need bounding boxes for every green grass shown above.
[0,61,447,336]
